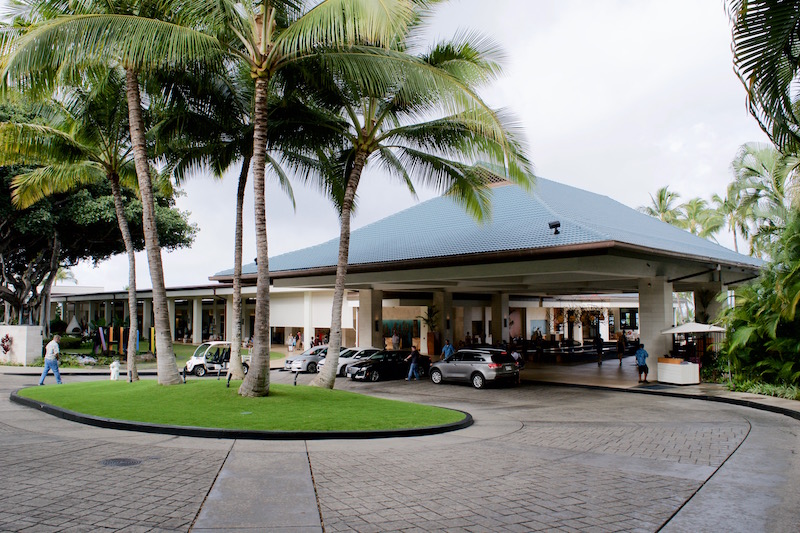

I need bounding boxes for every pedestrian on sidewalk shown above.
[635,343,649,383]
[441,339,454,361]
[616,332,627,366]
[39,335,62,385]
[594,335,604,366]
[405,346,420,380]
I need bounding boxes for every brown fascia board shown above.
[209,239,761,285]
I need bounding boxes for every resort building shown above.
[52,177,761,379]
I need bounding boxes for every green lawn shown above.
[17,380,465,431]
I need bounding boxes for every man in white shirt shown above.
[39,334,63,385]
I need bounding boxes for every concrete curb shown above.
[527,380,800,421]
[9,389,473,440]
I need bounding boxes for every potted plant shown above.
[417,306,441,355]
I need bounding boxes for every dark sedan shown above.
[345,350,430,382]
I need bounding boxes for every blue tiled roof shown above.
[214,178,762,277]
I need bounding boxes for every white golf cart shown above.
[184,341,249,377]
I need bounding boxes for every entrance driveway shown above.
[0,366,798,532]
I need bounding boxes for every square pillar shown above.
[225,296,234,342]
[192,298,203,344]
[693,281,728,324]
[433,291,454,348]
[103,301,111,325]
[491,293,509,345]
[357,289,384,349]
[638,277,674,381]
[167,299,176,342]
[142,300,152,338]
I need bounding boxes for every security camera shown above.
[548,221,561,235]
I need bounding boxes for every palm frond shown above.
[11,161,105,208]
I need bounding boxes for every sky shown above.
[64,0,770,291]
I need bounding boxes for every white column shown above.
[167,299,176,342]
[192,298,203,344]
[103,300,111,325]
[142,300,152,338]
[638,277,674,381]
[491,293,509,345]
[357,289,384,349]
[303,291,313,347]
[225,296,234,342]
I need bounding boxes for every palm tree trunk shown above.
[125,68,181,385]
[228,156,250,380]
[109,176,139,381]
[239,76,271,397]
[732,224,739,254]
[312,149,367,389]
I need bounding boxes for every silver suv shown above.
[429,349,519,389]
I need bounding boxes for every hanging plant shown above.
[1,334,12,355]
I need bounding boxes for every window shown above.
[620,308,638,329]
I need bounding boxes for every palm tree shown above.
[0,0,223,384]
[0,71,144,381]
[307,29,534,389]
[677,197,723,240]
[731,142,799,257]
[151,66,322,379]
[712,183,750,253]
[2,0,473,395]
[728,0,800,153]
[638,186,683,224]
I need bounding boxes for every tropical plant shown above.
[308,26,533,389]
[720,210,800,386]
[712,183,750,254]
[676,197,723,240]
[730,142,799,257]
[728,0,800,153]
[0,69,147,380]
[638,186,683,224]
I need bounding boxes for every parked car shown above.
[184,341,249,377]
[317,346,381,376]
[430,349,518,389]
[345,350,431,382]
[285,345,328,373]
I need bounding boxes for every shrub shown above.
[49,319,67,334]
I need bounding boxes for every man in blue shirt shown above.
[441,339,455,361]
[635,343,649,383]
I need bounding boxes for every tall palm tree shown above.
[712,183,750,253]
[638,186,683,224]
[2,0,463,396]
[731,142,799,257]
[307,29,534,389]
[0,71,144,381]
[151,66,324,379]
[677,197,723,240]
[728,0,800,153]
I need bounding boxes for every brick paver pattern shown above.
[0,426,227,533]
[309,384,751,533]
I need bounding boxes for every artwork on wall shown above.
[382,320,419,349]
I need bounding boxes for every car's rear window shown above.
[491,353,515,364]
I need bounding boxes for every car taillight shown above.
[488,363,502,369]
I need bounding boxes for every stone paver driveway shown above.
[1,370,798,532]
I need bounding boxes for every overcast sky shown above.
[65,0,770,291]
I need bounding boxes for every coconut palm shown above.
[151,65,333,379]
[677,197,723,240]
[731,142,799,257]
[0,70,145,381]
[307,29,534,389]
[728,0,800,153]
[638,186,683,224]
[712,183,751,254]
